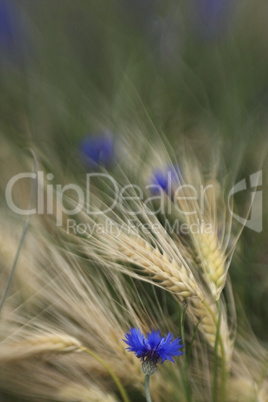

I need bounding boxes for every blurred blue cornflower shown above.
[79,131,114,169]
[0,0,26,63]
[150,165,181,194]
[123,328,183,365]
[190,0,236,41]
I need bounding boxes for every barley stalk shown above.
[0,333,131,402]
[193,232,226,301]
[229,378,268,402]
[0,333,82,362]
[113,234,231,363]
[118,235,200,298]
[57,383,119,402]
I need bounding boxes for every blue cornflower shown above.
[79,131,114,169]
[0,0,16,48]
[190,0,236,41]
[0,0,26,63]
[150,165,181,194]
[123,328,183,365]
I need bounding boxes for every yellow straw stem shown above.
[80,346,130,402]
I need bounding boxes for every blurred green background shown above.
[0,2,268,399]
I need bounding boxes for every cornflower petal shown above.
[79,131,114,169]
[123,328,148,358]
[157,334,183,363]
[123,328,183,365]
[150,165,181,194]
[146,329,161,350]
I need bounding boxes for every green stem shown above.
[187,317,202,367]
[202,300,226,402]
[81,346,130,402]
[0,149,37,315]
[0,218,30,313]
[202,300,226,367]
[179,302,187,356]
[144,374,152,402]
[212,301,221,402]
[216,301,226,402]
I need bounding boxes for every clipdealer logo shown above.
[4,171,213,226]
[5,170,263,233]
[5,172,119,226]
[228,171,262,233]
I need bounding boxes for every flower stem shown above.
[144,374,152,402]
[212,301,221,402]
[202,300,226,401]
[0,149,37,315]
[80,346,130,402]
[202,300,226,365]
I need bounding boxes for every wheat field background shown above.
[0,1,268,401]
